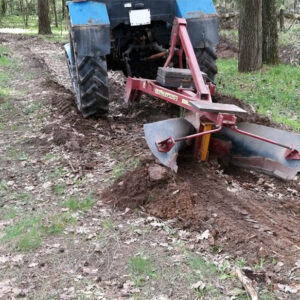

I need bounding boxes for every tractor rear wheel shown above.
[68,37,109,118]
[195,47,218,83]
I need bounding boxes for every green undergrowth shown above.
[129,254,157,287]
[219,29,238,45]
[1,212,77,252]
[0,46,12,76]
[219,23,300,48]
[0,15,68,43]
[110,149,140,180]
[0,45,14,108]
[0,46,13,68]
[216,59,300,130]
[61,194,96,212]
[279,24,300,47]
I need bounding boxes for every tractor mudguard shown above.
[176,0,219,48]
[67,1,111,57]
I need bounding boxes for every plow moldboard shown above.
[216,123,300,179]
[144,118,195,172]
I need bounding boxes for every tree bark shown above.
[24,0,29,27]
[19,0,28,28]
[262,0,279,64]
[238,0,262,72]
[294,0,298,12]
[62,0,66,19]
[38,0,52,35]
[279,8,284,30]
[1,0,6,15]
[52,0,58,27]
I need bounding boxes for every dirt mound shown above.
[103,165,170,208]
[103,161,300,266]
[103,164,201,229]
[213,93,272,126]
[216,36,239,59]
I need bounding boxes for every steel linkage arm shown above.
[163,18,210,101]
[230,126,300,160]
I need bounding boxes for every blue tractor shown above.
[65,0,219,117]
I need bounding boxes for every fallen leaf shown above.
[124,238,137,245]
[197,229,210,241]
[150,221,164,228]
[11,255,24,263]
[82,267,98,276]
[276,283,300,294]
[28,262,38,268]
[191,280,206,290]
[0,256,9,264]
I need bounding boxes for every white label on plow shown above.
[129,9,151,26]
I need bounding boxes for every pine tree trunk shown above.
[262,0,278,64]
[238,0,262,72]
[38,0,52,35]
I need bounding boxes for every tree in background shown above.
[1,0,6,15]
[262,0,279,64]
[238,0,262,72]
[51,0,58,27]
[38,0,52,34]
[62,0,66,19]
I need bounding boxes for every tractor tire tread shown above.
[77,56,109,118]
[195,47,218,82]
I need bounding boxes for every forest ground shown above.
[0,29,299,299]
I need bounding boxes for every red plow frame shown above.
[125,17,300,172]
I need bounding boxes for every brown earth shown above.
[213,93,272,126]
[216,36,239,59]
[103,160,300,270]
[0,33,299,298]
[10,32,298,275]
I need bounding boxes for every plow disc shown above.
[144,118,194,172]
[213,123,300,180]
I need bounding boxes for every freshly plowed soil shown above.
[1,33,299,294]
[214,93,273,125]
[104,160,300,267]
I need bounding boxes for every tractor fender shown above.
[67,1,111,57]
[176,0,219,48]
